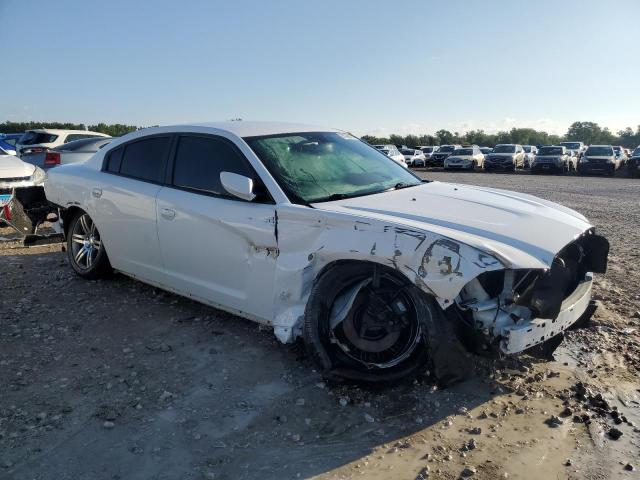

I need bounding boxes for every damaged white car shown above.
[44,122,609,381]
[1,147,55,236]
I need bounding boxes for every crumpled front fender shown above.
[270,205,506,343]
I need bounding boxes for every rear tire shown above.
[67,211,111,279]
[303,262,444,383]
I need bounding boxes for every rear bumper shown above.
[500,274,593,354]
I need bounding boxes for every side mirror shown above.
[220,172,256,202]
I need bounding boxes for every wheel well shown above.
[312,259,414,291]
[60,206,84,236]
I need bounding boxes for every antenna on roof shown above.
[230,118,243,122]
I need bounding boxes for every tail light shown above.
[44,151,61,167]
[2,204,10,221]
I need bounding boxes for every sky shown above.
[2,0,639,137]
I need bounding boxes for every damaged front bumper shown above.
[501,273,592,353]
[454,231,608,356]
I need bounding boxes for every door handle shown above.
[92,188,102,198]
[160,208,176,220]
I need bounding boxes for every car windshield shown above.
[420,147,435,153]
[613,146,621,151]
[439,146,455,153]
[452,148,473,156]
[245,132,422,203]
[523,146,532,152]
[585,146,613,156]
[538,147,563,155]
[20,131,58,145]
[633,148,640,156]
[400,148,415,155]
[492,145,516,153]
[562,143,581,150]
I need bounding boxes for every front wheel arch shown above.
[302,260,449,383]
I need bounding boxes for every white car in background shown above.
[522,145,538,168]
[373,144,407,167]
[44,121,609,382]
[443,146,484,171]
[400,148,426,167]
[16,129,110,157]
[416,146,438,167]
[0,147,52,234]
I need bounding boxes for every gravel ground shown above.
[1,170,639,480]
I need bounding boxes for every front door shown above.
[155,134,278,322]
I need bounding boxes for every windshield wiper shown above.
[311,193,351,202]
[394,182,420,190]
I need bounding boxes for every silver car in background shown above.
[22,137,113,169]
[522,145,537,168]
[484,144,525,171]
[578,145,619,176]
[531,146,571,173]
[400,148,426,167]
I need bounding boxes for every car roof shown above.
[25,128,110,136]
[174,121,343,138]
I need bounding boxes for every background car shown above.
[22,136,113,169]
[0,138,17,155]
[430,144,461,167]
[578,145,619,176]
[0,148,52,235]
[484,144,525,171]
[373,144,407,167]
[416,146,439,167]
[443,146,484,171]
[531,145,571,173]
[400,148,426,167]
[559,141,587,158]
[0,133,24,148]
[626,146,640,178]
[612,145,628,166]
[16,129,110,157]
[522,145,538,168]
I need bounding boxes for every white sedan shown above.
[44,122,609,382]
[0,149,52,234]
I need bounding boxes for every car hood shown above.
[312,182,592,269]
[487,153,514,158]
[446,155,473,160]
[0,154,36,179]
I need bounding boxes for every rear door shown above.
[91,135,172,285]
[155,134,278,321]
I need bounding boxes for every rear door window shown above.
[118,136,171,182]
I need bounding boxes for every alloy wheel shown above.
[70,214,102,270]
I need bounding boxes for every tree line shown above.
[361,121,640,149]
[2,120,639,148]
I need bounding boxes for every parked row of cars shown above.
[372,141,639,177]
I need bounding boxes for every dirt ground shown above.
[1,170,639,480]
